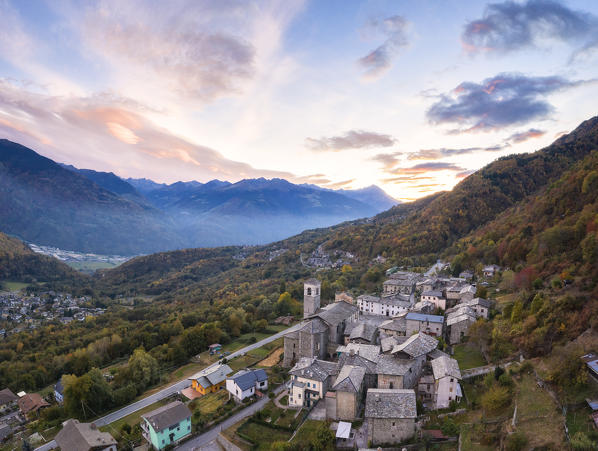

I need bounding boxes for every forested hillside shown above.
[0,231,82,284]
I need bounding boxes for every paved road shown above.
[94,324,300,427]
[175,385,286,451]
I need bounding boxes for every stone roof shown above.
[189,364,232,388]
[310,301,357,326]
[422,290,443,297]
[349,322,377,342]
[228,369,268,391]
[377,295,412,307]
[142,401,191,433]
[431,356,462,380]
[0,388,17,406]
[466,297,492,308]
[376,355,416,376]
[383,278,415,286]
[379,317,407,333]
[391,332,438,358]
[446,306,477,326]
[55,419,117,451]
[289,358,339,382]
[380,335,401,353]
[332,365,366,393]
[336,343,380,363]
[300,317,328,334]
[427,349,450,360]
[338,353,378,374]
[365,389,417,419]
[459,285,476,295]
[405,312,444,324]
[357,294,381,303]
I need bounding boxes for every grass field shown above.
[237,421,293,450]
[190,390,229,416]
[290,420,322,447]
[459,423,496,451]
[0,280,29,291]
[452,343,487,370]
[513,374,564,449]
[100,398,171,435]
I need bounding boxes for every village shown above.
[2,261,598,451]
[0,289,107,336]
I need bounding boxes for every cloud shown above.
[506,128,546,143]
[358,15,409,79]
[456,169,477,179]
[462,0,598,59]
[78,1,256,103]
[426,73,589,133]
[373,152,402,170]
[408,144,506,160]
[0,79,298,183]
[306,130,396,151]
[387,162,466,176]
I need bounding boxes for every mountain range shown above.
[0,139,398,254]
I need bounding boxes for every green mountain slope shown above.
[0,232,82,283]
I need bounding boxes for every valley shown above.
[0,117,597,449]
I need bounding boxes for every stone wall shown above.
[377,374,404,390]
[367,417,415,445]
[336,391,358,421]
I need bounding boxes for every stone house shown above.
[382,277,416,297]
[378,316,407,337]
[420,291,446,311]
[460,297,492,319]
[405,312,444,337]
[346,322,378,344]
[17,393,49,419]
[446,306,477,345]
[327,365,366,421]
[431,356,462,409]
[337,343,380,389]
[458,285,476,302]
[376,355,418,389]
[288,358,339,408]
[391,332,439,378]
[483,265,501,278]
[365,389,417,445]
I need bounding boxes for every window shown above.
[298,394,301,398]
[392,422,395,426]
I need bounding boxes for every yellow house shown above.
[189,364,232,395]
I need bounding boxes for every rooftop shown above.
[189,363,232,388]
[310,301,358,326]
[379,317,407,333]
[431,356,462,380]
[290,358,339,381]
[365,389,417,419]
[228,369,268,391]
[55,419,117,451]
[391,332,438,358]
[142,401,191,432]
[376,355,416,376]
[405,312,444,324]
[332,364,366,393]
[336,343,380,363]
[422,290,443,297]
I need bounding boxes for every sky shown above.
[0,0,597,201]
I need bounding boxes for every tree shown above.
[128,348,159,392]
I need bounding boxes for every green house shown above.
[141,401,192,450]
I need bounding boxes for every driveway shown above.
[175,385,286,450]
[94,324,300,427]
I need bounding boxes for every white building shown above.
[289,358,339,408]
[420,291,446,311]
[431,356,462,409]
[357,294,411,317]
[225,369,268,402]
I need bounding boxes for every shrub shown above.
[570,431,596,450]
[481,385,511,413]
[505,432,528,451]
